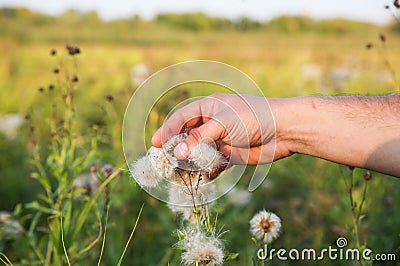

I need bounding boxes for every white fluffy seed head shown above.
[189,143,227,173]
[130,156,163,188]
[179,228,224,266]
[147,146,176,178]
[168,185,194,221]
[168,183,216,222]
[249,209,281,243]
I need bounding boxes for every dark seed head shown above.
[379,33,386,42]
[38,87,44,93]
[48,84,54,91]
[102,164,114,177]
[363,171,372,181]
[72,75,79,83]
[105,94,114,102]
[50,49,57,56]
[53,68,59,74]
[24,114,30,120]
[365,43,373,49]
[66,44,81,56]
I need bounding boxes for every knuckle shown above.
[188,128,203,144]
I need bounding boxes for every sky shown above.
[0,0,396,25]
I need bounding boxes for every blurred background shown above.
[0,0,399,265]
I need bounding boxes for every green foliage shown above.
[0,133,37,211]
[0,7,399,266]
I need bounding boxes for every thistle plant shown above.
[341,166,373,266]
[0,45,141,265]
[366,2,400,91]
[131,133,240,265]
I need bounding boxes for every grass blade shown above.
[97,205,110,266]
[60,214,71,266]
[0,252,13,266]
[117,204,144,266]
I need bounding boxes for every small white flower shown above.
[249,210,281,243]
[179,228,224,266]
[130,156,162,188]
[189,143,227,173]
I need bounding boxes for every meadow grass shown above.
[0,9,399,265]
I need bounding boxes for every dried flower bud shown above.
[90,166,96,173]
[379,33,386,42]
[66,44,81,56]
[363,171,372,181]
[105,94,114,102]
[102,164,114,177]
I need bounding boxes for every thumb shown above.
[174,119,225,160]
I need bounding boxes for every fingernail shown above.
[175,142,189,159]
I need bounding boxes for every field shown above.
[0,8,399,266]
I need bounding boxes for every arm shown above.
[272,95,400,176]
[152,93,400,177]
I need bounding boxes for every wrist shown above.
[268,96,318,160]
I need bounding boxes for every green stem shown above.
[117,204,144,266]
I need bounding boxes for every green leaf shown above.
[226,252,240,261]
[28,212,42,237]
[72,168,120,238]
[13,203,22,216]
[25,201,55,215]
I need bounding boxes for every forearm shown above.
[271,95,400,177]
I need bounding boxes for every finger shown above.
[151,118,204,147]
[151,99,212,147]
[151,109,201,148]
[218,143,275,165]
[174,118,226,159]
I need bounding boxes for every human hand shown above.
[151,93,286,165]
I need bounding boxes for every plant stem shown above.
[117,204,144,266]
